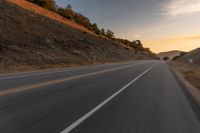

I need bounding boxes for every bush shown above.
[106,29,114,38]
[131,40,144,51]
[57,6,74,20]
[26,0,150,53]
[27,0,110,38]
[27,0,56,11]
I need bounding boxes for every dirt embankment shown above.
[177,48,200,65]
[171,62,200,90]
[0,0,155,73]
[171,48,200,90]
[6,0,96,37]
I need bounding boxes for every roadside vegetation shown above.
[172,52,188,60]
[171,62,200,90]
[26,0,154,55]
[171,48,200,90]
[27,0,114,38]
[0,0,157,73]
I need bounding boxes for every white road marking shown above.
[60,63,157,133]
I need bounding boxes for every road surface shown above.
[0,60,200,133]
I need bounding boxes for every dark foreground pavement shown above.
[0,60,199,133]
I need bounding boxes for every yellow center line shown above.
[0,62,147,96]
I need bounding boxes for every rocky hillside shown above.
[177,48,200,65]
[0,0,155,72]
[171,48,200,90]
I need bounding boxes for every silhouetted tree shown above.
[67,4,72,9]
[27,0,116,39]
[91,23,100,34]
[131,40,144,51]
[106,29,114,38]
[101,28,105,35]
[57,4,74,19]
[27,0,57,11]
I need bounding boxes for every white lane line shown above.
[60,63,158,133]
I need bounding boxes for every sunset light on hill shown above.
[1,0,200,132]
[56,0,200,53]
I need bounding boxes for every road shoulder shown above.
[170,64,200,122]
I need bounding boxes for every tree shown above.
[67,4,72,9]
[27,0,117,39]
[131,40,144,51]
[106,29,114,38]
[91,23,101,34]
[101,28,105,35]
[27,0,57,11]
[74,13,91,28]
[57,4,74,20]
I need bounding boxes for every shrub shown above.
[106,29,114,38]
[57,6,74,20]
[27,0,57,11]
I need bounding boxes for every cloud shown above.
[133,34,141,38]
[165,0,200,16]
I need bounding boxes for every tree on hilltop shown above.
[27,0,57,11]
[106,29,114,38]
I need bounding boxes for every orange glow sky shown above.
[57,0,200,53]
[144,36,200,53]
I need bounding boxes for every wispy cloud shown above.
[133,34,141,38]
[165,0,200,16]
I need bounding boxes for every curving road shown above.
[0,60,200,133]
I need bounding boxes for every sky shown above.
[55,0,200,53]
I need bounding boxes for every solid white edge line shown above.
[60,63,158,133]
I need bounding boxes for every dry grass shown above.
[171,62,200,90]
[6,0,132,50]
[0,0,155,73]
[6,0,96,36]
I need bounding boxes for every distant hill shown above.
[0,0,155,72]
[157,50,183,60]
[177,48,200,65]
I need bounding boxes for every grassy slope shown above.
[7,0,96,36]
[171,48,200,90]
[177,48,200,65]
[0,0,154,73]
[171,62,200,90]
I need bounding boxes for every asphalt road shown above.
[0,60,200,133]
